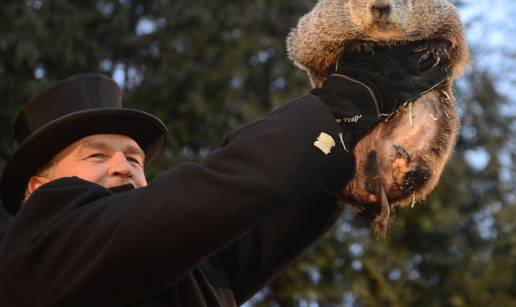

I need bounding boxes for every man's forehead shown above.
[74,134,145,155]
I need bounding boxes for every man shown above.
[0,47,448,306]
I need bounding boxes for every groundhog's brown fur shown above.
[287,0,469,236]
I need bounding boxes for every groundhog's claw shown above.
[394,144,411,162]
[417,49,440,71]
[408,39,453,72]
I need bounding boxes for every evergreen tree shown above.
[1,1,514,306]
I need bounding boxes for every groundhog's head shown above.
[287,0,469,87]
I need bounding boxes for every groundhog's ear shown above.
[286,9,349,88]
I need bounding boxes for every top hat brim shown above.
[0,108,168,215]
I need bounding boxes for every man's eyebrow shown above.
[76,141,111,154]
[76,141,145,160]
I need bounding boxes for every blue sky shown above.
[460,0,516,104]
[458,1,515,172]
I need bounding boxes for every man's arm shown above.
[0,94,351,307]
[216,178,344,305]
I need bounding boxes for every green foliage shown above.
[1,1,515,306]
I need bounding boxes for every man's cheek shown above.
[135,174,147,187]
[134,170,148,187]
[82,165,109,184]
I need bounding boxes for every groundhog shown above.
[286,0,469,236]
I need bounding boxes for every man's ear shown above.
[27,176,51,194]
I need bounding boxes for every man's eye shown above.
[88,153,107,160]
[127,157,142,165]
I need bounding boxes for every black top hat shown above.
[0,73,168,215]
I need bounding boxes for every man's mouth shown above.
[107,180,135,189]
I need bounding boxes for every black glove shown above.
[311,42,451,148]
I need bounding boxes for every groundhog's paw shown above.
[412,39,452,70]
[392,144,411,190]
[347,41,376,54]
[391,144,431,197]
[392,162,409,187]
[404,168,430,196]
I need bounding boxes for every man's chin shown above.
[106,181,136,189]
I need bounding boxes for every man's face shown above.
[28,134,147,194]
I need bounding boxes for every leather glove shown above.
[311,42,451,148]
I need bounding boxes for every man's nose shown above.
[109,152,133,177]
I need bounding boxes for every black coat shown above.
[0,94,355,307]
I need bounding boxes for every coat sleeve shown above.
[216,179,346,304]
[0,94,354,307]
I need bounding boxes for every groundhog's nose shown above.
[371,2,391,19]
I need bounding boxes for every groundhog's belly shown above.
[342,86,459,208]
